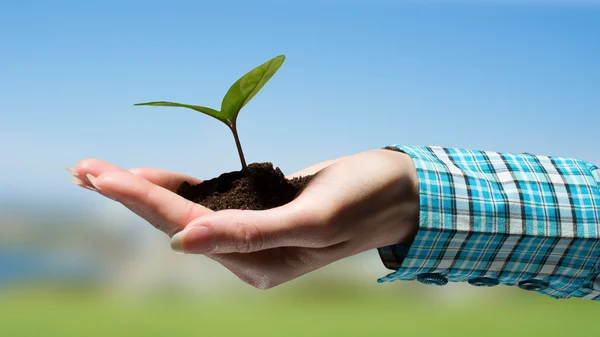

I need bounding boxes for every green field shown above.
[1,287,598,337]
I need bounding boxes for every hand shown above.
[70,149,420,289]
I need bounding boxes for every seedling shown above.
[134,54,308,212]
[135,55,286,169]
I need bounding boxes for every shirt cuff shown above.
[377,145,600,300]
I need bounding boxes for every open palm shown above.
[70,150,418,289]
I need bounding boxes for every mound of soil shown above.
[176,162,312,211]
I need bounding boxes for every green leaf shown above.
[134,101,229,125]
[220,55,285,122]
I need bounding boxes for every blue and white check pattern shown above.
[377,145,600,300]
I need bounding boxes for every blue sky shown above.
[1,0,599,206]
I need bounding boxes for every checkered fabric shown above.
[377,145,600,300]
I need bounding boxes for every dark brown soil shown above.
[176,162,312,211]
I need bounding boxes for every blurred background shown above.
[1,0,600,336]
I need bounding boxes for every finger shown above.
[129,167,203,192]
[70,158,125,189]
[87,170,212,236]
[170,202,338,254]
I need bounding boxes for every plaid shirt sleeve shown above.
[377,145,600,300]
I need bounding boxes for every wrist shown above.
[377,148,420,247]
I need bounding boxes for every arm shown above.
[378,145,600,300]
[70,145,600,299]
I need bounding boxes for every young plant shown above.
[135,55,286,170]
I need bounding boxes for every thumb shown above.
[170,203,326,254]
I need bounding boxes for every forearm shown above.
[378,145,600,300]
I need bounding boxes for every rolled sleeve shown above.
[377,145,600,300]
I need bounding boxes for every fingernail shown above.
[86,174,101,190]
[70,177,84,184]
[170,226,213,255]
[170,232,186,254]
[70,177,98,192]
[65,167,79,177]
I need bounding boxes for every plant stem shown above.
[229,121,247,170]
